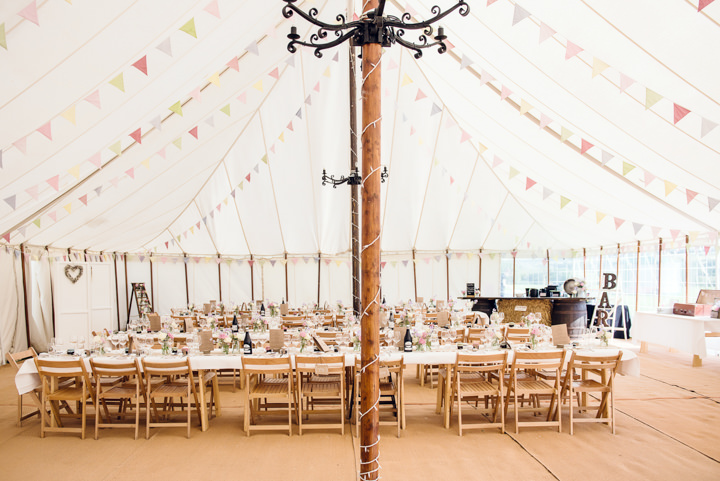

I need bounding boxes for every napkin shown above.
[269,329,284,351]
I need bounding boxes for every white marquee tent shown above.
[1,0,718,357]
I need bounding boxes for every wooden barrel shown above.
[551,299,587,339]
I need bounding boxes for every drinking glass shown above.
[449,327,457,344]
[48,337,56,355]
[498,312,505,323]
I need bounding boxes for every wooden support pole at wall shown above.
[284,252,289,302]
[183,254,189,305]
[123,253,129,323]
[685,235,689,303]
[478,249,482,294]
[445,249,450,301]
[598,246,604,288]
[149,254,154,311]
[658,239,663,307]
[317,252,321,307]
[113,252,120,331]
[349,42,361,318]
[583,248,587,280]
[546,249,550,285]
[635,241,640,312]
[512,252,516,295]
[217,254,223,302]
[249,254,255,301]
[46,246,56,337]
[616,243,620,279]
[20,244,31,348]
[412,249,418,302]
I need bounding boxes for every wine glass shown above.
[498,312,505,323]
[384,329,394,348]
[48,337,56,355]
[449,327,457,344]
[77,336,86,351]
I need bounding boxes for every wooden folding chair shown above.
[452,352,508,435]
[243,357,295,436]
[35,358,95,439]
[354,357,405,438]
[90,358,144,439]
[295,355,345,435]
[6,348,43,426]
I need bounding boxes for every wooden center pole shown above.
[360,11,381,479]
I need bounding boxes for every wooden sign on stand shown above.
[590,273,627,338]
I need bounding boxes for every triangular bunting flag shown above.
[286,120,293,132]
[245,41,259,55]
[68,164,81,179]
[430,103,442,116]
[261,154,268,164]
[622,162,635,176]
[172,138,182,150]
[478,142,488,154]
[460,130,471,143]
[85,90,101,108]
[565,41,583,60]
[539,113,552,128]
[698,0,715,12]
[508,166,519,179]
[129,128,142,144]
[664,180,677,196]
[580,139,593,154]
[538,22,555,44]
[4,195,16,210]
[323,66,331,77]
[208,71,221,86]
[109,73,125,92]
[401,74,413,86]
[592,58,610,78]
[601,150,614,165]
[179,18,197,38]
[204,115,215,127]
[492,155,503,168]
[169,101,183,116]
[560,127,573,142]
[79,194,87,206]
[125,168,134,179]
[479,69,495,86]
[673,103,690,124]
[109,141,122,155]
[619,73,635,93]
[614,217,625,230]
[33,218,40,228]
[596,212,606,223]
[220,104,230,116]
[512,4,531,25]
[645,88,662,110]
[132,56,148,75]
[525,178,536,190]
[37,121,52,140]
[156,147,166,159]
[237,92,247,104]
[295,108,302,119]
[332,51,339,62]
[459,54,473,69]
[94,186,102,197]
[0,23,6,50]
[254,80,264,92]
[204,0,220,18]
[245,173,251,182]
[18,1,40,26]
[141,158,150,169]
[700,118,718,138]
[46,175,60,191]
[269,67,279,79]
[0,149,3,168]
[708,197,719,212]
[189,126,198,139]
[13,136,27,154]
[560,196,571,209]
[415,89,427,101]
[49,211,56,222]
[500,85,512,101]
[61,105,76,125]
[150,115,162,132]
[156,37,173,56]
[542,186,553,200]
[686,189,698,204]
[226,56,239,71]
[519,99,532,115]
[632,222,643,235]
[643,171,655,186]
[305,95,312,105]
[285,55,295,67]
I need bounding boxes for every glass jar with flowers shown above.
[413,328,431,351]
[217,331,230,355]
[268,301,278,317]
[352,328,361,351]
[599,327,610,347]
[93,334,107,355]
[158,330,174,355]
[529,324,542,350]
[299,330,312,353]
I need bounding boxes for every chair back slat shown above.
[243,356,292,374]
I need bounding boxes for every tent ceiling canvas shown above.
[1,0,718,257]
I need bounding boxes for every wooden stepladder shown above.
[127,282,152,320]
[590,273,628,339]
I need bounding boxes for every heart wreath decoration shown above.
[64,265,84,284]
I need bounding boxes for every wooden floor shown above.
[1,343,719,480]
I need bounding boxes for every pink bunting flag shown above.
[269,67,279,79]
[614,218,625,230]
[525,178,536,190]
[25,185,39,200]
[47,175,60,191]
[492,155,503,168]
[190,87,202,102]
[487,0,499,5]
[705,245,712,255]
[460,130,472,143]
[286,121,293,132]
[156,147,166,159]
[415,89,427,101]
[538,22,555,44]
[619,74,635,93]
[132,56,148,75]
[578,205,588,217]
[237,92,247,104]
[204,0,221,18]
[313,82,320,92]
[49,211,56,222]
[87,152,102,168]
[245,173,251,182]
[85,90,101,109]
[129,128,142,144]
[565,41,583,60]
[500,85,512,101]
[539,113,553,128]
[409,126,416,136]
[686,189,698,204]
[643,171,656,187]
[670,229,680,240]
[188,126,199,139]
[450,176,455,185]
[698,0,715,12]
[37,121,52,140]
[580,139,593,154]
[125,168,135,179]
[226,56,239,71]
[479,69,495,86]
[18,1,39,26]
[673,103,690,124]
[109,177,120,188]
[79,194,88,206]
[13,136,27,154]
[2,233,10,242]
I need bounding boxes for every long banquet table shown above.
[16,345,638,432]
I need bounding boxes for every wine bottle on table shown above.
[232,315,239,333]
[243,331,252,355]
[260,303,265,316]
[403,328,413,353]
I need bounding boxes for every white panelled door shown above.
[54,262,114,339]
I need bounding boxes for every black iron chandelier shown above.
[283,0,469,59]
[321,166,389,188]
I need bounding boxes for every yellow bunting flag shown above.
[261,154,268,164]
[169,101,183,116]
[592,58,610,78]
[61,105,76,125]
[664,180,677,196]
[560,127,573,142]
[141,158,151,169]
[179,18,197,38]
[220,104,231,116]
[478,142,488,154]
[253,80,263,92]
[278,132,285,142]
[109,73,125,92]
[401,74,413,86]
[238,182,244,191]
[0,23,6,50]
[519,99,533,115]
[645,88,662,110]
[33,218,41,228]
[596,212,606,223]
[109,141,122,155]
[190,226,194,234]
[323,66,331,78]
[64,203,72,214]
[560,196,570,209]
[508,166,519,179]
[622,162,635,176]
[68,164,81,179]
[208,71,220,86]
[172,138,182,150]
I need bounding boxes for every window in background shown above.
[660,248,686,306]
[618,250,638,312]
[549,255,583,288]
[514,257,546,293]
[637,248,659,312]
[500,254,514,297]
[585,253,600,297]
[688,246,717,303]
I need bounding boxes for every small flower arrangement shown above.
[188,303,195,312]
[399,309,411,327]
[158,329,174,355]
[413,328,432,351]
[218,302,225,314]
[268,301,278,317]
[93,334,107,354]
[529,324,542,349]
[252,314,268,333]
[429,297,436,308]
[351,328,362,351]
[599,327,610,347]
[523,312,539,327]
[217,331,231,354]
[447,299,455,310]
[299,330,312,352]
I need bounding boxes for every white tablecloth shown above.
[633,312,720,359]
